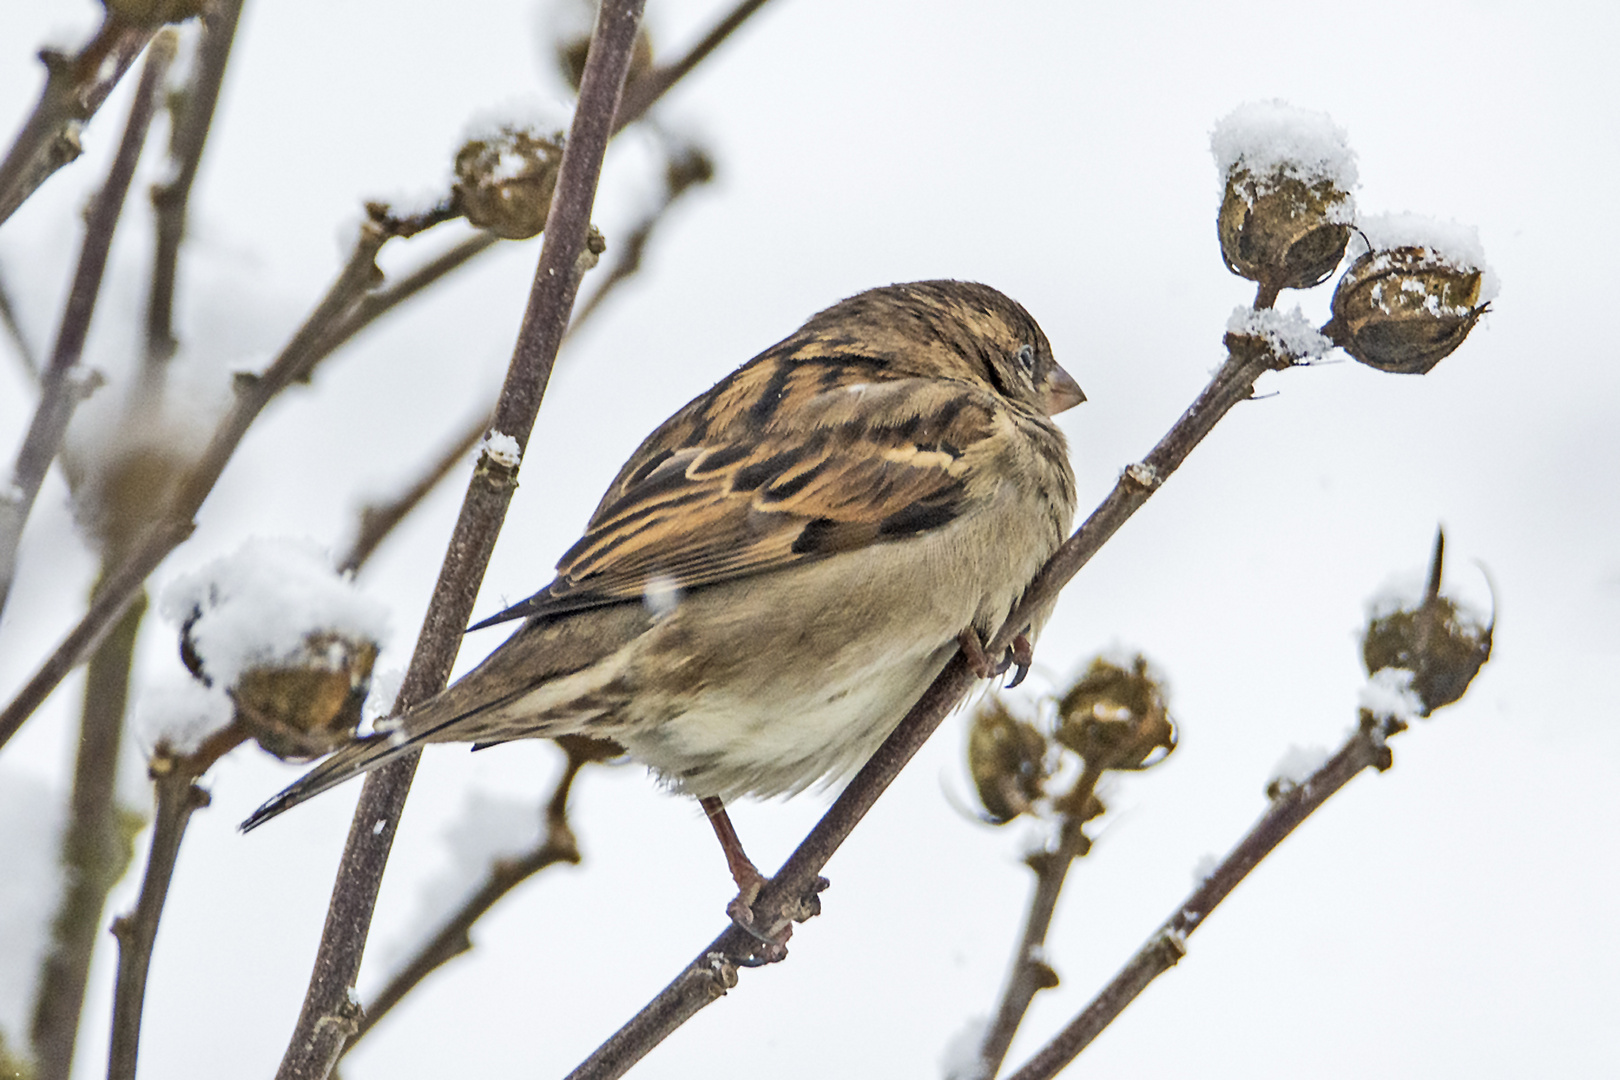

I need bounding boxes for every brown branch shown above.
[270,5,646,1079]
[144,0,246,369]
[0,257,40,379]
[338,142,711,574]
[0,17,157,228]
[337,415,488,574]
[106,722,249,1080]
[1002,712,1406,1080]
[28,591,148,1080]
[0,31,176,623]
[339,746,595,1055]
[561,331,1301,1080]
[0,201,455,754]
[615,0,775,130]
[972,770,1101,1080]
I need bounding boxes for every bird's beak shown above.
[1042,363,1086,415]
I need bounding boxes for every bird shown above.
[243,279,1082,934]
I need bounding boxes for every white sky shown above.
[0,1,1616,1078]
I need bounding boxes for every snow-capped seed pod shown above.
[230,633,380,761]
[1054,655,1175,773]
[1217,170,1353,293]
[162,539,390,762]
[452,124,565,240]
[967,697,1049,825]
[1327,246,1489,374]
[1362,534,1493,716]
[1211,101,1357,295]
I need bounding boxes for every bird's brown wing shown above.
[470,376,1000,628]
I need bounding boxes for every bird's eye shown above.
[1016,344,1036,375]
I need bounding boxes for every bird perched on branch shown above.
[244,279,1081,932]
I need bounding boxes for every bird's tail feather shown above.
[239,710,461,832]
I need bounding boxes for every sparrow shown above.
[243,280,1082,928]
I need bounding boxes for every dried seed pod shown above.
[1210,102,1358,296]
[1054,655,1175,773]
[1218,169,1354,293]
[1362,531,1493,715]
[967,697,1050,824]
[232,632,379,762]
[1327,246,1489,374]
[103,0,207,26]
[453,125,566,240]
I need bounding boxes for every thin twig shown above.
[0,17,157,229]
[1001,713,1406,1080]
[0,31,176,623]
[337,415,488,574]
[106,722,249,1080]
[339,746,596,1055]
[338,143,711,574]
[144,0,246,369]
[561,330,1299,1080]
[28,591,147,1080]
[615,0,774,130]
[271,6,646,1079]
[0,202,454,753]
[0,258,40,378]
[973,771,1101,1080]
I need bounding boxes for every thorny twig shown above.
[0,16,158,228]
[106,722,250,1080]
[561,328,1303,1080]
[1002,712,1408,1080]
[0,31,176,622]
[144,0,246,369]
[271,4,646,1078]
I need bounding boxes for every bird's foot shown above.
[958,628,1034,687]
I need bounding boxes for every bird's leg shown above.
[957,627,998,679]
[702,796,778,938]
[700,796,827,962]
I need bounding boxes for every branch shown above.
[0,31,176,622]
[144,0,246,369]
[338,142,711,573]
[106,722,249,1080]
[0,201,454,754]
[1001,713,1406,1080]
[615,0,774,130]
[339,743,598,1055]
[28,592,148,1080]
[561,333,1300,1080]
[973,773,1100,1080]
[0,257,40,379]
[0,16,157,228]
[271,5,647,1079]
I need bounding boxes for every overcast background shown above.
[1,1,1616,1078]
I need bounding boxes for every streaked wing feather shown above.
[480,375,998,626]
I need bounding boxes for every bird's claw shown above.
[725,875,829,966]
[958,628,1034,686]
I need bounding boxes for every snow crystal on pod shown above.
[1350,212,1500,303]
[159,538,390,688]
[1211,100,1359,194]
